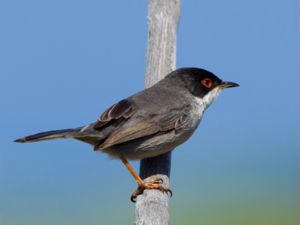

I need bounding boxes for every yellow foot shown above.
[131,178,172,202]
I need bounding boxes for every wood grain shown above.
[135,0,180,224]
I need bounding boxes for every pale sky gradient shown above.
[1,1,299,224]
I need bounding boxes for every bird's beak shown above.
[219,81,239,89]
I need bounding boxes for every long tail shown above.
[14,128,80,143]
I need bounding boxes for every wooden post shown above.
[135,0,180,224]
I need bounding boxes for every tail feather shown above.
[14,128,78,143]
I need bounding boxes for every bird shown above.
[15,67,239,201]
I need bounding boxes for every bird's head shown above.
[171,67,239,107]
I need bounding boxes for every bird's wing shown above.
[97,107,187,149]
[94,99,136,130]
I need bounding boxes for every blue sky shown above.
[0,0,299,224]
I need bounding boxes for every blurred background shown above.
[0,0,299,224]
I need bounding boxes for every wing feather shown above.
[94,99,135,129]
[98,112,186,149]
[93,98,188,150]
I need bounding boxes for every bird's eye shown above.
[201,78,213,89]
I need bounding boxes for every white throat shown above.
[194,87,222,115]
[202,87,222,108]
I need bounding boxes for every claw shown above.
[120,158,172,203]
[167,189,172,197]
[157,185,172,197]
[130,178,172,203]
[130,186,144,203]
[152,178,163,184]
[131,195,137,203]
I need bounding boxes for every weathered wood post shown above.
[135,0,180,224]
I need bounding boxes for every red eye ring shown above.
[201,78,213,89]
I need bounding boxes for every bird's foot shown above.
[130,178,172,202]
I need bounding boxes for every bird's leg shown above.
[120,157,172,202]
